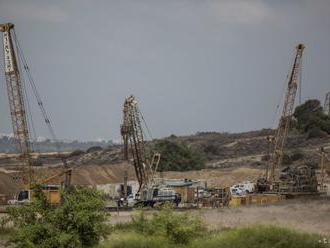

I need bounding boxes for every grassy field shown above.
[1,206,329,248]
[96,205,329,248]
[98,225,327,248]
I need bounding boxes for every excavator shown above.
[121,95,181,207]
[257,44,318,194]
[0,23,72,204]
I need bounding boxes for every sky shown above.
[0,0,329,141]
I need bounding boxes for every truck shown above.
[135,186,181,207]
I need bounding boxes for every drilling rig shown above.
[257,44,318,194]
[0,23,71,204]
[121,95,181,207]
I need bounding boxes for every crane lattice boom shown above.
[121,95,158,191]
[269,44,305,183]
[1,23,33,185]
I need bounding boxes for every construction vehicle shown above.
[257,44,318,194]
[9,169,72,204]
[230,181,255,195]
[121,95,181,207]
[0,23,71,204]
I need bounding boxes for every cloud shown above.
[0,1,68,23]
[211,0,272,25]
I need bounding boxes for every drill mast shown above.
[269,44,305,183]
[120,95,159,191]
[0,23,33,185]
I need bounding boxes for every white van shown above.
[230,181,255,195]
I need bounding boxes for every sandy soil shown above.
[0,164,263,195]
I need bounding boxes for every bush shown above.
[307,127,328,139]
[122,208,204,245]
[153,140,206,171]
[281,150,305,165]
[8,186,110,248]
[86,146,103,153]
[69,149,85,157]
[293,99,330,135]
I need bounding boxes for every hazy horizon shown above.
[0,0,329,141]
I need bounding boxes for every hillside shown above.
[64,129,330,169]
[0,129,329,196]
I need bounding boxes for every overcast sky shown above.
[0,0,329,141]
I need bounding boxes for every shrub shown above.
[7,186,109,248]
[69,149,85,157]
[86,146,103,153]
[307,127,328,139]
[127,208,204,245]
[293,99,330,135]
[290,150,304,161]
[153,140,206,171]
[281,150,305,165]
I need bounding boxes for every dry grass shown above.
[110,198,330,236]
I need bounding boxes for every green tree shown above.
[8,186,109,248]
[153,139,206,171]
[293,99,330,135]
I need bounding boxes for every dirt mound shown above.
[163,167,263,187]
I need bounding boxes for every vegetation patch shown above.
[153,139,206,171]
[100,223,325,248]
[293,99,330,137]
[190,225,325,248]
[6,186,110,248]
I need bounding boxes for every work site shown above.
[0,1,330,248]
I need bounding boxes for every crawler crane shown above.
[0,23,71,204]
[120,95,181,206]
[257,44,318,194]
